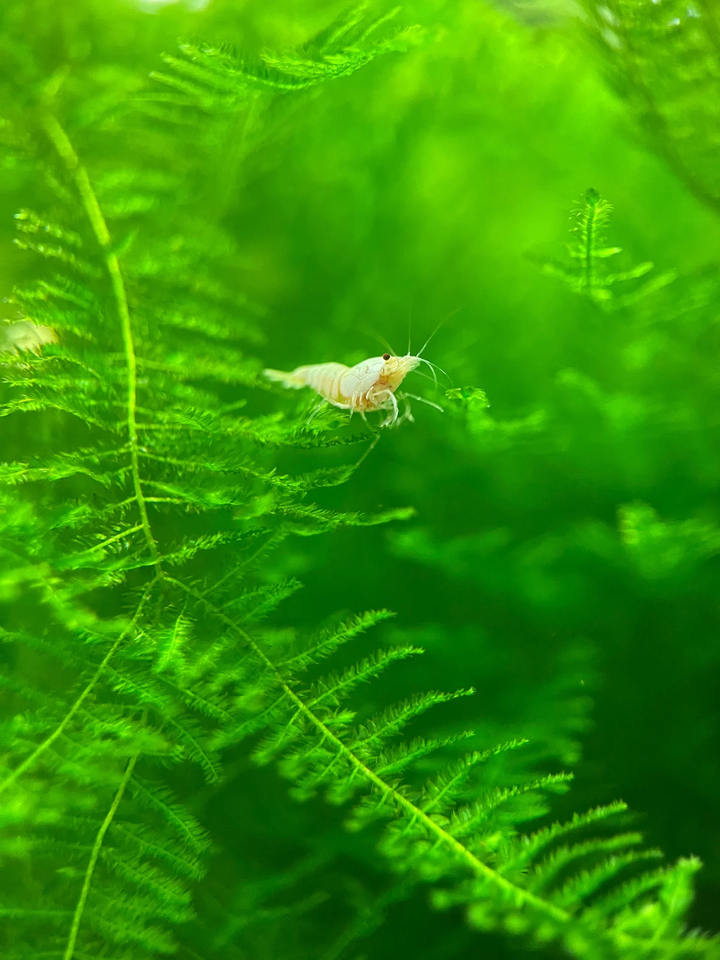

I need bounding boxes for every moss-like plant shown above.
[1,3,718,960]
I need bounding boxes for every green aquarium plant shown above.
[1,1,719,959]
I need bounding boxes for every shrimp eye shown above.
[382,353,391,361]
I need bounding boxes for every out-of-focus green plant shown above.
[1,2,720,960]
[533,188,675,306]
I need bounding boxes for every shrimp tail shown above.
[264,368,306,389]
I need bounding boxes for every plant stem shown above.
[62,754,139,960]
[42,114,162,575]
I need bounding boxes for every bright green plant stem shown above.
[584,202,595,290]
[0,116,169,799]
[0,590,151,795]
[165,576,571,926]
[62,753,139,960]
[167,576,702,955]
[41,113,161,574]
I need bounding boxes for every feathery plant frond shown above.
[534,188,674,306]
[139,3,427,216]
[1,3,718,960]
[582,0,720,216]
[0,5,417,958]
[174,579,718,959]
[153,5,425,102]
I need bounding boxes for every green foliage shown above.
[0,5,418,958]
[534,188,675,306]
[583,0,720,215]
[1,2,720,960]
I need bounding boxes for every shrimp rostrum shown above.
[265,350,442,427]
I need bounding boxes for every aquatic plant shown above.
[1,2,719,959]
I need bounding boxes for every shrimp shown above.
[265,350,442,427]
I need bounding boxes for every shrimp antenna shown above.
[415,356,453,389]
[411,368,442,386]
[362,325,399,357]
[416,305,464,358]
[403,391,444,413]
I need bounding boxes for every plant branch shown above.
[62,754,139,960]
[0,587,152,795]
[41,113,162,574]
[165,576,570,926]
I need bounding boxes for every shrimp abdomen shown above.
[264,368,307,389]
[293,363,348,403]
[265,362,350,403]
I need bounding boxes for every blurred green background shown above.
[2,0,720,955]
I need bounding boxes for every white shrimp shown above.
[265,350,442,427]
